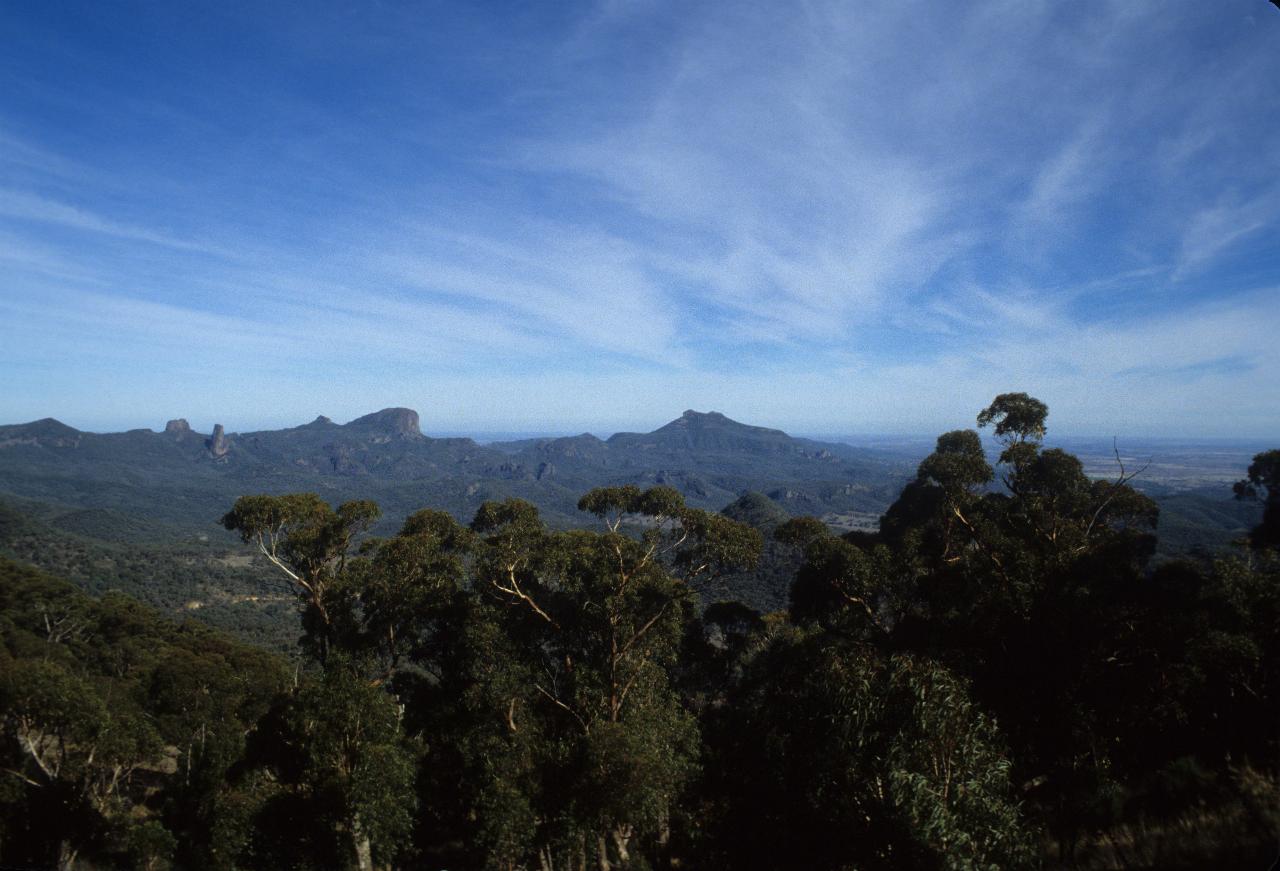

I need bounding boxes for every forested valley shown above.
[2,394,1277,870]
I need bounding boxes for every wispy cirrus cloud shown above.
[0,1,1278,434]
[1173,191,1279,280]
[0,188,226,254]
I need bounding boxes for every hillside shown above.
[0,407,1260,638]
[0,408,910,539]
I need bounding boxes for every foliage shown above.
[1,403,1277,869]
[1234,448,1280,549]
[438,488,748,870]
[0,558,288,871]
[244,668,419,869]
[708,630,1036,870]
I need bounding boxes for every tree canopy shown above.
[2,394,1276,870]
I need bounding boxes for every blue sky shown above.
[1,1,1278,438]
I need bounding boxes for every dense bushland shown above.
[2,395,1276,870]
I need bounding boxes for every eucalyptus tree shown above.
[146,638,286,871]
[868,394,1160,850]
[243,668,419,871]
[777,514,899,632]
[222,496,466,870]
[221,494,381,665]
[0,573,175,871]
[708,627,1035,871]
[0,658,162,870]
[450,486,760,871]
[0,561,275,871]
[1235,448,1280,549]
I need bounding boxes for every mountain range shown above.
[0,408,909,540]
[0,407,1263,644]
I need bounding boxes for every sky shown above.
[1,1,1278,438]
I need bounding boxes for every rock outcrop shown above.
[164,419,191,436]
[346,408,422,438]
[206,424,230,458]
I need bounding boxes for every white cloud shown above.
[0,188,223,254]
[1173,192,1278,280]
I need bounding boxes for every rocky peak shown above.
[609,409,796,455]
[206,424,230,458]
[164,418,191,435]
[657,410,750,436]
[347,408,421,437]
[679,410,727,424]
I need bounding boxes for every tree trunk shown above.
[597,833,612,871]
[611,825,631,864]
[57,840,78,871]
[352,816,374,871]
[657,803,672,868]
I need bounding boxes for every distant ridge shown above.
[0,407,905,533]
[0,407,873,476]
[0,408,817,450]
[608,409,818,455]
[0,417,83,448]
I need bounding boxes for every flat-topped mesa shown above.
[164,418,191,435]
[347,407,422,437]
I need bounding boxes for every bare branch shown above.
[534,683,589,734]
[255,535,302,583]
[835,586,886,633]
[492,564,558,627]
[16,727,58,782]
[617,600,673,661]
[951,504,1010,584]
[1082,437,1152,542]
[2,767,43,788]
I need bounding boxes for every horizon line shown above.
[3,410,1273,447]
